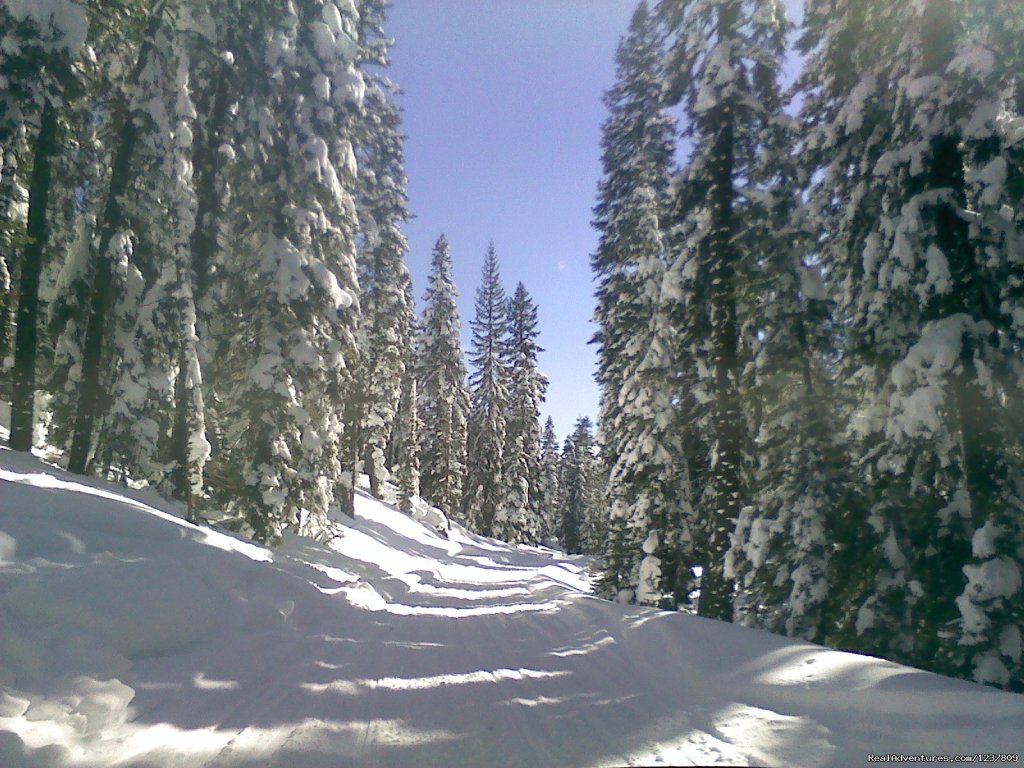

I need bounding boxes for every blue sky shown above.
[386,1,803,440]
[386,1,637,440]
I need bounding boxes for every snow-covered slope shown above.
[1,448,1022,768]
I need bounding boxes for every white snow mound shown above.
[1,448,1022,767]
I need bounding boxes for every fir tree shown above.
[536,416,561,542]
[948,0,1024,691]
[350,0,414,500]
[785,0,899,658]
[801,0,1024,686]
[415,235,470,517]
[724,129,849,641]
[559,416,600,556]
[206,0,363,541]
[659,0,788,620]
[593,0,690,605]
[502,282,547,544]
[2,0,87,451]
[93,8,212,509]
[387,280,419,478]
[463,242,511,537]
[0,18,19,371]
[62,2,170,474]
[166,0,237,511]
[558,434,583,555]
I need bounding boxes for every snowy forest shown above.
[1,0,1023,749]
[589,0,1024,692]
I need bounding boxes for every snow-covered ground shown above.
[1,447,1022,768]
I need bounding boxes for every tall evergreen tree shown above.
[558,435,583,555]
[0,8,21,372]
[165,0,238,511]
[659,0,788,620]
[415,234,470,517]
[3,0,87,451]
[800,0,1024,686]
[502,282,547,543]
[724,131,849,641]
[784,0,898,657]
[349,0,414,500]
[96,11,210,505]
[592,1,690,605]
[933,0,1024,691]
[558,416,600,556]
[463,242,510,537]
[536,416,561,542]
[60,1,172,474]
[387,279,419,479]
[204,0,363,541]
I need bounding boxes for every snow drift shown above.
[1,447,1022,767]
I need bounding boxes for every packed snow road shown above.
[1,448,1022,767]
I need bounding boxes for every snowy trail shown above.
[1,448,1023,767]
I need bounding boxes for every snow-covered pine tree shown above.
[206,0,363,541]
[558,416,600,556]
[59,1,173,474]
[582,424,609,557]
[165,0,240,510]
[723,108,849,642]
[951,0,1024,692]
[386,276,417,467]
[789,0,898,656]
[2,0,87,451]
[536,416,561,543]
[558,433,583,555]
[349,0,414,500]
[7,99,57,452]
[801,0,1024,687]
[415,234,470,518]
[0,247,11,370]
[658,0,788,621]
[96,9,209,507]
[501,281,547,544]
[592,0,690,606]
[463,242,511,537]
[41,0,154,464]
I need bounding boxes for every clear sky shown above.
[386,1,637,440]
[385,1,803,441]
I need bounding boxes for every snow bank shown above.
[1,447,1022,767]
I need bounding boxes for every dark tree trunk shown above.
[66,106,138,473]
[0,139,20,365]
[68,10,163,474]
[339,396,362,518]
[698,2,742,623]
[10,101,59,451]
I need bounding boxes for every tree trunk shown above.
[339,398,362,517]
[699,2,742,622]
[10,101,58,451]
[364,441,382,498]
[169,62,231,516]
[67,9,163,473]
[0,135,21,365]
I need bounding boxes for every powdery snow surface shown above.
[1,450,1022,768]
